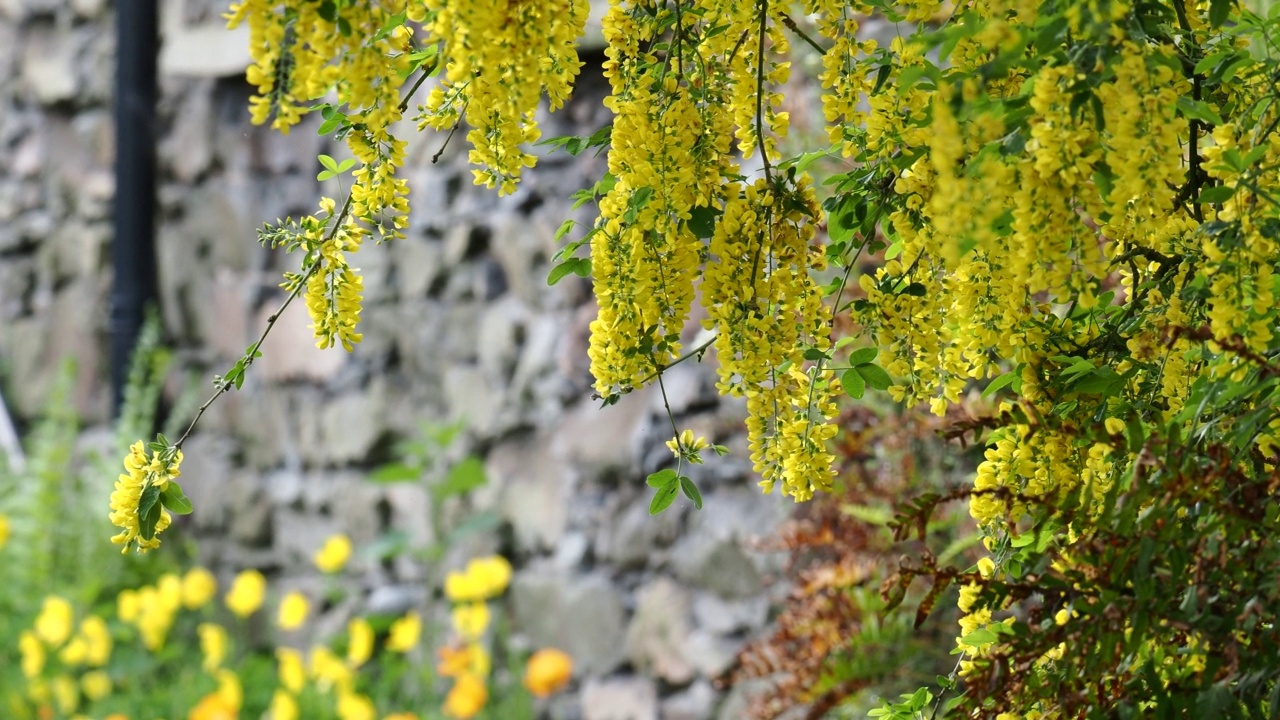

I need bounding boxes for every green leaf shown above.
[959,627,1000,647]
[803,347,828,362]
[686,205,720,238]
[649,482,679,515]
[646,469,678,488]
[554,219,576,242]
[848,347,878,366]
[1198,185,1236,204]
[160,481,193,515]
[679,476,703,510]
[369,463,422,483]
[841,368,866,399]
[319,154,339,172]
[856,363,893,391]
[434,456,487,500]
[138,484,162,540]
[547,258,591,285]
[1208,0,1232,27]
[983,369,1019,398]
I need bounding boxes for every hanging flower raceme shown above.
[108,436,192,553]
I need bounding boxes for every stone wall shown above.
[0,2,798,717]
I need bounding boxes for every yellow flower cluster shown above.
[17,596,115,715]
[438,555,510,718]
[703,179,838,500]
[416,0,589,194]
[108,440,182,553]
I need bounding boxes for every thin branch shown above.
[173,194,355,450]
[780,14,825,56]
[398,58,438,114]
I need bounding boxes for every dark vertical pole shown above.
[112,2,161,417]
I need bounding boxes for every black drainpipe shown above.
[111,0,161,417]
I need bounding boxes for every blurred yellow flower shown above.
[215,668,243,711]
[442,674,488,719]
[183,567,218,609]
[159,573,183,609]
[270,689,299,720]
[81,670,111,701]
[310,645,353,690]
[80,616,112,666]
[53,674,79,714]
[277,592,309,630]
[0,513,9,548]
[444,556,512,602]
[276,647,306,693]
[437,644,491,679]
[347,617,374,667]
[524,648,573,698]
[20,631,44,678]
[189,691,237,720]
[117,589,140,623]
[199,623,229,672]
[451,602,490,640]
[35,595,74,647]
[337,690,377,720]
[383,714,419,720]
[225,569,266,618]
[60,636,88,666]
[314,534,353,573]
[386,611,421,653]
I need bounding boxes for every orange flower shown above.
[524,648,573,698]
[436,643,491,678]
[442,674,488,719]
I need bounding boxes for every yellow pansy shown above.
[386,611,421,653]
[80,616,112,666]
[524,648,573,698]
[199,623,228,672]
[337,690,377,720]
[442,674,488,719]
[35,595,75,648]
[277,591,309,630]
[347,617,374,667]
[20,631,45,678]
[270,689,299,720]
[314,534,353,573]
[0,513,9,548]
[276,647,306,693]
[182,567,218,609]
[444,556,512,603]
[117,589,140,623]
[225,569,266,618]
[451,602,490,640]
[81,670,111,701]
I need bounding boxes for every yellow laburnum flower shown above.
[109,440,180,553]
[314,534,353,573]
[80,616,111,666]
[81,670,111,701]
[442,674,488,719]
[277,592,309,630]
[36,596,75,648]
[386,611,421,653]
[276,647,306,693]
[182,567,218,610]
[444,556,512,602]
[347,617,374,667]
[451,602,490,640]
[270,690,299,720]
[225,569,266,618]
[199,623,228,672]
[523,648,573,698]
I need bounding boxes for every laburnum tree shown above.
[106,0,1280,715]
